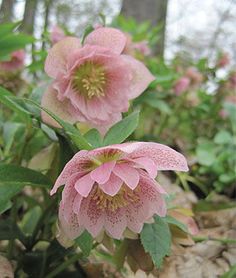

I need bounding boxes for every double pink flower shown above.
[51,142,188,240]
[42,27,154,132]
[0,50,25,72]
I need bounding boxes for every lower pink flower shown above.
[173,77,190,95]
[51,142,188,240]
[185,67,203,85]
[50,25,66,45]
[217,52,230,68]
[0,50,25,72]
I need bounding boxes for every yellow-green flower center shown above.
[91,185,140,212]
[72,61,106,99]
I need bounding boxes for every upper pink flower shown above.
[132,41,151,56]
[0,50,25,72]
[50,25,66,45]
[173,77,190,95]
[216,52,230,68]
[123,34,151,57]
[51,142,188,240]
[229,71,236,88]
[185,67,203,85]
[42,28,155,132]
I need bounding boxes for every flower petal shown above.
[104,208,127,239]
[116,142,189,172]
[58,200,83,240]
[72,194,83,214]
[139,173,167,217]
[79,196,105,238]
[90,161,116,184]
[41,85,81,128]
[121,55,155,99]
[45,37,81,78]
[75,174,94,197]
[50,150,89,195]
[132,157,157,179]
[99,173,123,196]
[113,163,139,190]
[84,27,127,55]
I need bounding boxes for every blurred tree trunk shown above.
[20,0,38,35]
[120,0,168,57]
[21,0,38,78]
[0,0,15,23]
[42,0,53,51]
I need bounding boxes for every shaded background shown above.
[0,0,236,62]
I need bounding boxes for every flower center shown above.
[91,185,140,212]
[72,61,106,99]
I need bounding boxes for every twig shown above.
[192,236,236,244]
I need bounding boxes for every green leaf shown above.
[81,25,94,44]
[18,97,92,150]
[0,164,52,187]
[20,206,42,236]
[84,128,102,148]
[220,264,236,278]
[0,86,32,123]
[194,200,236,212]
[196,142,216,166]
[0,33,34,58]
[103,111,139,146]
[0,21,21,41]
[3,122,24,156]
[223,102,236,124]
[0,164,52,213]
[145,98,171,114]
[0,184,22,214]
[0,219,26,243]
[165,215,188,233]
[75,230,93,256]
[214,130,232,144]
[140,215,171,268]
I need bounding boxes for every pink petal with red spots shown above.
[99,173,123,196]
[84,27,127,54]
[58,200,84,240]
[90,161,116,184]
[50,150,89,195]
[74,174,94,197]
[104,208,127,239]
[113,163,139,190]
[78,196,105,238]
[132,157,157,178]
[112,142,189,172]
[45,37,81,78]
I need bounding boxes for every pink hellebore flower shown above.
[50,25,66,45]
[185,67,203,85]
[51,142,188,240]
[229,71,236,88]
[133,41,151,56]
[42,28,155,132]
[0,50,25,72]
[173,77,190,95]
[217,52,230,68]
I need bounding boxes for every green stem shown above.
[185,176,208,195]
[155,113,168,137]
[113,239,129,269]
[7,199,18,259]
[177,173,190,191]
[29,198,56,249]
[193,236,236,244]
[45,253,83,278]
